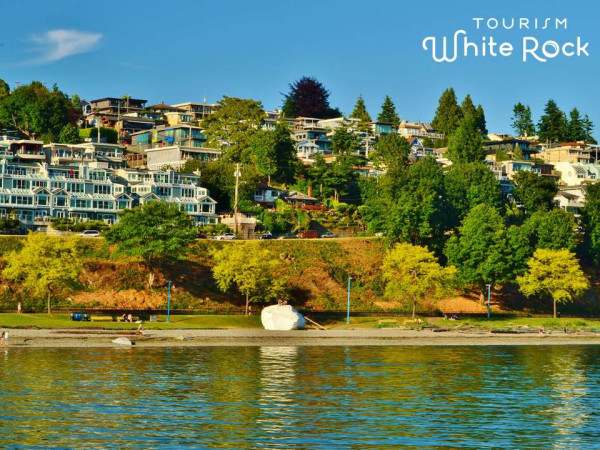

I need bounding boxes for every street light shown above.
[347,276,352,324]
[486,284,491,319]
[167,280,172,323]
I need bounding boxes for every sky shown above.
[0,0,598,134]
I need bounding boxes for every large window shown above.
[93,184,111,195]
[11,196,33,205]
[13,179,29,189]
[68,183,84,193]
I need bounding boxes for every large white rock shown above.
[261,305,306,330]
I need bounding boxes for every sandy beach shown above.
[2,328,600,347]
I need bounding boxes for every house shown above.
[89,97,147,115]
[370,122,397,135]
[540,142,593,164]
[253,186,283,208]
[397,121,444,141]
[554,162,600,186]
[281,190,322,209]
[293,117,332,160]
[44,142,128,169]
[483,139,538,161]
[554,187,586,216]
[145,145,221,170]
[171,102,220,122]
[130,125,207,151]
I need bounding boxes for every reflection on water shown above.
[1,346,600,449]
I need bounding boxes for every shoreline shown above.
[3,328,600,348]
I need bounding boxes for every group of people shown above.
[1,331,8,346]
[121,313,134,323]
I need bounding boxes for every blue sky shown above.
[0,0,597,134]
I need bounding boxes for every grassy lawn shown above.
[0,313,263,330]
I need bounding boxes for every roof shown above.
[284,190,317,201]
[146,102,185,112]
[90,97,147,104]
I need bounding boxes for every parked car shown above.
[216,233,236,240]
[320,231,338,239]
[278,233,297,239]
[297,230,318,239]
[79,230,100,238]
[258,233,274,240]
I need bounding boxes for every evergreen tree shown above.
[0,79,9,100]
[284,76,339,118]
[350,94,372,123]
[538,99,568,143]
[461,94,477,119]
[512,170,558,214]
[511,103,536,137]
[583,114,597,144]
[567,108,586,141]
[431,88,463,135]
[377,95,400,124]
[447,116,484,163]
[476,104,488,135]
[281,96,295,118]
[58,123,80,144]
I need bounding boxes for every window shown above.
[68,183,84,193]
[93,185,111,195]
[11,196,33,205]
[51,181,66,190]
[55,196,66,207]
[13,179,29,189]
[71,199,90,208]
[181,188,195,198]
[37,195,48,206]
[156,187,171,197]
[32,180,47,188]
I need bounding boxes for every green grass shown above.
[427,317,600,332]
[0,313,263,330]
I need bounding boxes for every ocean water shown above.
[1,345,599,449]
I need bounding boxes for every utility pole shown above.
[234,163,241,234]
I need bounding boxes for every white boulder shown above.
[261,305,306,330]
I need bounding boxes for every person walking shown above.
[17,302,22,314]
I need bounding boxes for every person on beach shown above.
[0,332,4,346]
[127,313,133,323]
[1,331,7,346]
[17,302,22,314]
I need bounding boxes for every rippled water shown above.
[1,345,599,449]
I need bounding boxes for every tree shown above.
[567,108,586,142]
[476,105,488,135]
[517,249,589,318]
[382,243,456,318]
[431,88,463,135]
[444,162,504,226]
[331,126,361,155]
[512,171,558,214]
[202,96,266,162]
[372,133,411,172]
[0,81,75,139]
[3,233,82,314]
[444,204,516,299]
[105,201,196,288]
[283,76,339,119]
[461,94,477,120]
[447,115,484,163]
[521,209,577,251]
[250,123,297,185]
[212,242,286,315]
[350,94,372,123]
[58,123,80,144]
[538,99,568,143]
[582,114,597,144]
[511,103,536,137]
[0,79,9,100]
[582,183,600,263]
[377,95,400,125]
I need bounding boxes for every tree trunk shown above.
[267,174,271,187]
[245,293,250,316]
[47,292,52,315]
[479,288,485,304]
[412,300,416,319]
[148,271,155,289]
[334,189,339,203]
[554,299,557,319]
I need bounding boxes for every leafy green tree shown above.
[512,171,558,214]
[350,94,372,123]
[372,133,411,172]
[582,183,600,263]
[331,126,361,155]
[518,248,589,318]
[281,96,295,118]
[202,96,266,162]
[444,162,504,226]
[283,76,339,119]
[521,209,577,251]
[105,202,196,288]
[447,115,484,163]
[87,127,118,144]
[212,242,287,315]
[0,79,9,100]
[386,157,450,254]
[250,123,297,185]
[444,204,516,299]
[511,102,536,137]
[476,104,488,135]
[382,243,456,318]
[431,87,463,135]
[377,95,400,125]
[3,233,82,314]
[538,99,568,143]
[0,81,74,139]
[58,123,80,144]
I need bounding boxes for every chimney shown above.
[307,185,313,197]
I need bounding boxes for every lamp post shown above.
[167,280,172,323]
[486,284,491,319]
[347,276,352,325]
